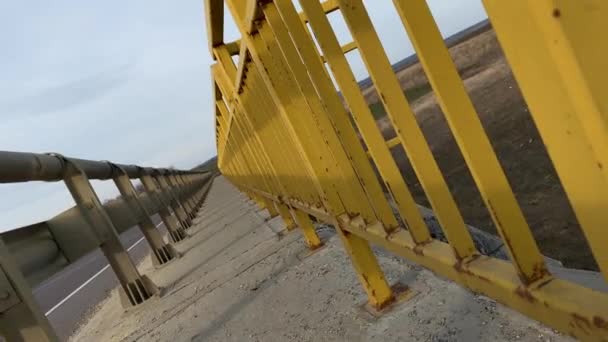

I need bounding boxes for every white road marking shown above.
[127,236,147,252]
[44,222,163,316]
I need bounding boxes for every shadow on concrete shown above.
[181,209,258,253]
[159,219,274,292]
[123,233,304,342]
[190,243,306,341]
[192,200,251,228]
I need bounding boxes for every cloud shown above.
[0,63,134,120]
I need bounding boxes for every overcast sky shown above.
[0,0,487,230]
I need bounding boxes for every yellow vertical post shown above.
[334,222,393,310]
[223,29,339,216]
[241,69,320,205]
[298,0,477,255]
[276,203,297,230]
[219,101,276,195]
[224,0,378,227]
[220,0,396,308]
[256,20,379,224]
[366,0,547,284]
[483,0,608,281]
[206,2,608,339]
[264,198,279,218]
[292,209,322,249]
[262,1,400,233]
[253,194,267,210]
[225,121,258,189]
[216,49,280,187]
[214,47,300,206]
[525,0,608,180]
[234,117,277,193]
[305,0,477,255]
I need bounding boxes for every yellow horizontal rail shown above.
[207,0,608,340]
[299,0,339,23]
[320,41,357,63]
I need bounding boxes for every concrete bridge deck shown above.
[70,176,570,342]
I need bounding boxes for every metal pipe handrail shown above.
[0,150,207,183]
[0,149,217,341]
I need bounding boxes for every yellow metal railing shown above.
[207,0,608,340]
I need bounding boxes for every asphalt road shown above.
[33,216,164,341]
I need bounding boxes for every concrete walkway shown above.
[70,176,571,342]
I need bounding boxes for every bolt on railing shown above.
[0,150,214,342]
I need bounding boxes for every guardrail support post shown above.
[0,238,58,342]
[110,164,177,266]
[292,210,322,250]
[57,156,158,307]
[169,174,191,219]
[184,174,201,212]
[171,174,196,220]
[139,173,188,243]
[190,176,203,210]
[173,175,192,215]
[194,179,206,210]
[154,173,192,229]
[196,174,214,210]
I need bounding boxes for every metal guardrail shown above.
[208,0,608,340]
[0,151,215,341]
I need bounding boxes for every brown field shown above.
[362,29,595,270]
